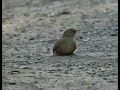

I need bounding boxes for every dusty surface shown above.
[2,0,118,90]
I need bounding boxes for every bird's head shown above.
[62,28,80,38]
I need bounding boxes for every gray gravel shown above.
[2,0,118,90]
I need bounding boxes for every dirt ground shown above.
[2,0,118,90]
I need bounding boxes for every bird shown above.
[53,28,79,55]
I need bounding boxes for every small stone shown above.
[29,37,35,40]
[17,56,20,58]
[110,33,117,36]
[10,70,20,74]
[57,11,71,16]
[8,82,16,85]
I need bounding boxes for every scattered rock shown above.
[10,70,20,74]
[29,37,35,40]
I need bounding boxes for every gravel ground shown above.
[2,0,118,90]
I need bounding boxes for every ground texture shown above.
[2,0,118,90]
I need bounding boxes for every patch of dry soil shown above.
[2,0,118,90]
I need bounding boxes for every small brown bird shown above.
[53,28,79,55]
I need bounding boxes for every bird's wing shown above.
[53,39,62,53]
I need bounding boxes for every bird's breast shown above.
[56,39,76,55]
